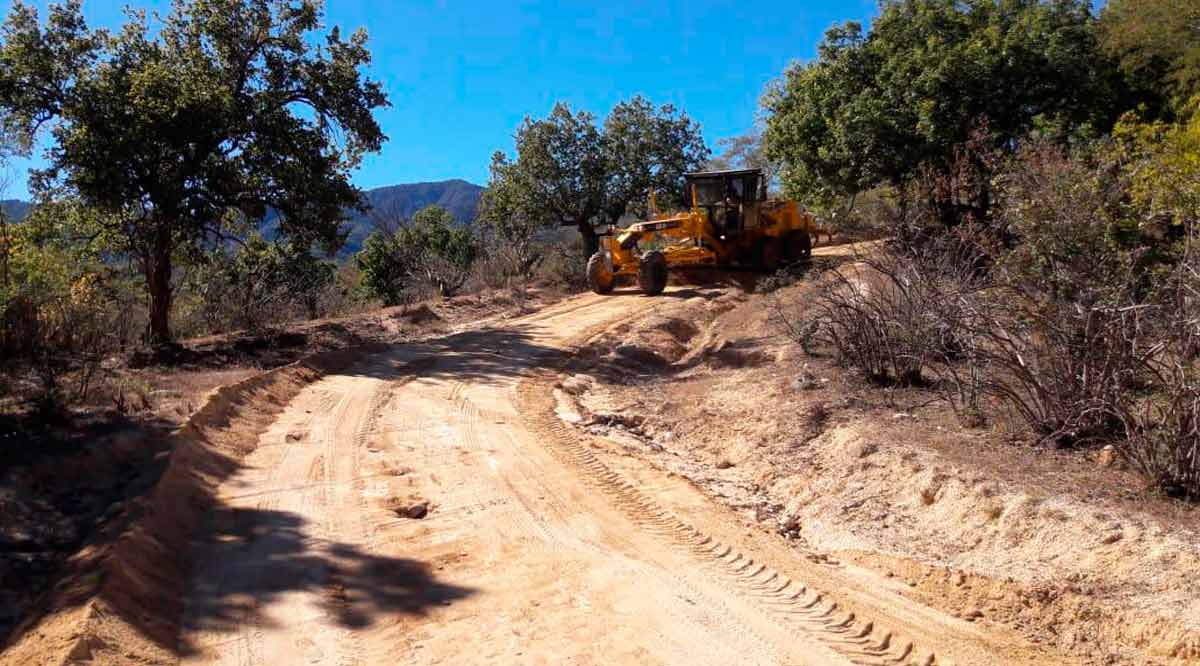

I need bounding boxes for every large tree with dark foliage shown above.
[762,0,1119,219]
[0,0,388,342]
[482,97,708,257]
[1100,0,1200,118]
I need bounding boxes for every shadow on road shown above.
[342,325,574,386]
[180,508,474,654]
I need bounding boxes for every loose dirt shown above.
[2,266,1173,665]
[554,247,1200,665]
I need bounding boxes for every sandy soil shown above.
[552,249,1200,665]
[1,280,1071,665]
[0,287,565,648]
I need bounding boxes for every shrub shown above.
[356,205,479,301]
[794,237,986,387]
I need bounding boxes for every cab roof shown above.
[684,168,763,179]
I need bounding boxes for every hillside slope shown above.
[0,199,31,221]
[2,180,483,257]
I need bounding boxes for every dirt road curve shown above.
[175,288,1049,666]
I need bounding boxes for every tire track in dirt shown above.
[516,376,943,666]
[444,379,794,666]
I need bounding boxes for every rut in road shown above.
[174,292,1033,665]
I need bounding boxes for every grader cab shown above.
[586,168,821,295]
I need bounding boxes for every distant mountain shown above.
[1,199,30,221]
[0,179,485,258]
[363,179,481,225]
[342,179,483,256]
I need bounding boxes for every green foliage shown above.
[355,230,408,306]
[0,0,387,341]
[1113,100,1200,231]
[481,96,708,257]
[1,201,134,407]
[601,95,709,219]
[475,152,549,281]
[354,205,478,302]
[1100,0,1200,118]
[401,206,478,297]
[189,235,336,332]
[763,0,1117,213]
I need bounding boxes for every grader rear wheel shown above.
[783,230,812,263]
[637,251,668,296]
[586,252,615,294]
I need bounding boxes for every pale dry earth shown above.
[3,264,1092,665]
[165,286,1057,666]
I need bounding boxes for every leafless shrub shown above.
[786,236,987,387]
[1113,365,1200,498]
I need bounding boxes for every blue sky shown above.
[1,0,878,200]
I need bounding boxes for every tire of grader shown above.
[783,230,812,263]
[586,251,615,294]
[637,250,668,296]
[756,236,783,273]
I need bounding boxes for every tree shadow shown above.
[341,325,572,386]
[180,507,474,655]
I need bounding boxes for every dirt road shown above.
[173,288,1055,666]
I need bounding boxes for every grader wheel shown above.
[783,230,812,263]
[637,251,668,296]
[586,252,615,294]
[756,236,783,273]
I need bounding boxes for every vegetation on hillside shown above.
[0,0,387,342]
[766,0,1200,497]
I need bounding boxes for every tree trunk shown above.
[145,226,173,344]
[578,222,599,259]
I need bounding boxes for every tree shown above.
[0,0,387,342]
[355,230,408,306]
[763,0,1117,219]
[1100,0,1200,118]
[355,205,477,302]
[475,151,550,280]
[484,97,708,258]
[705,130,782,194]
[401,205,478,298]
[506,103,606,256]
[601,95,708,222]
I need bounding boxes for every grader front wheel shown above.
[637,251,668,296]
[586,252,615,294]
[757,237,783,273]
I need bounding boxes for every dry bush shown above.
[787,237,986,387]
[533,237,587,291]
[1114,367,1200,498]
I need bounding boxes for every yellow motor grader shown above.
[586,168,821,295]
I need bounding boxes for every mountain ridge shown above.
[0,179,484,257]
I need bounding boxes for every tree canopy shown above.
[0,0,388,341]
[762,0,1118,213]
[355,204,478,303]
[481,96,708,257]
[1100,0,1200,118]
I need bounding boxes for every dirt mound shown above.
[0,344,385,666]
[396,303,442,325]
[595,314,701,370]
